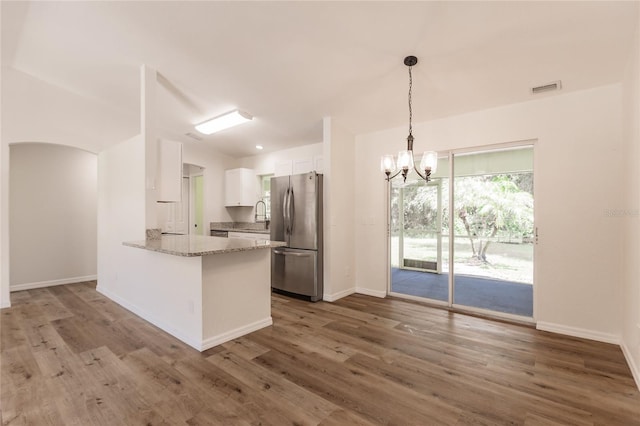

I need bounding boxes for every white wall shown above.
[323,117,356,300]
[9,143,97,289]
[97,134,146,295]
[0,138,9,308]
[2,68,137,154]
[355,84,625,342]
[621,13,640,387]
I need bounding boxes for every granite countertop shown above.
[123,234,285,257]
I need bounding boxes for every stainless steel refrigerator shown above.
[270,172,323,301]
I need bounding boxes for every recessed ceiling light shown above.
[195,109,253,135]
[255,145,264,150]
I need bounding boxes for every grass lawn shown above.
[391,236,533,284]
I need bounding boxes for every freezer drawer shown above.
[271,248,322,301]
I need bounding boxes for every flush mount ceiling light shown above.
[255,145,264,150]
[195,109,253,135]
[381,56,437,183]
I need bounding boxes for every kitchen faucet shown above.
[255,200,270,229]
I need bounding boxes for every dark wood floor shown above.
[2,282,639,425]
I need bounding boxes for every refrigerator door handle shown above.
[289,188,295,234]
[283,187,290,235]
[273,249,311,257]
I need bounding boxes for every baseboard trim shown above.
[200,317,273,351]
[323,288,355,302]
[1,300,11,309]
[621,341,640,391]
[97,285,202,351]
[355,287,387,298]
[536,321,620,345]
[10,275,97,292]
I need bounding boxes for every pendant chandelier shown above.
[381,56,438,182]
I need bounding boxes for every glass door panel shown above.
[390,164,448,302]
[452,147,534,317]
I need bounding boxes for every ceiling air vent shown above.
[531,80,562,94]
[185,132,202,141]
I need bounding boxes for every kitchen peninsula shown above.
[119,234,285,351]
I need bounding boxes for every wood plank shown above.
[0,305,29,349]
[322,319,450,366]
[51,315,144,356]
[47,285,111,324]
[208,349,339,424]
[120,347,206,424]
[20,316,68,354]
[318,409,377,426]
[220,336,270,360]
[0,344,67,425]
[77,345,156,424]
[25,288,75,322]
[64,281,102,302]
[66,281,138,323]
[32,341,120,425]
[173,351,301,425]
[250,334,463,425]
[269,319,358,362]
[274,296,401,329]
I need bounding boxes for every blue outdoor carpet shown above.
[391,268,533,317]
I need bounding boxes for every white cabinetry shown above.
[158,139,183,202]
[274,156,323,177]
[225,168,256,207]
[228,232,269,240]
[162,178,189,234]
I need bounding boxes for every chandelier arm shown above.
[385,169,403,181]
[413,165,426,180]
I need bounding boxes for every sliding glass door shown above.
[389,144,534,319]
[452,146,534,317]
[390,177,446,301]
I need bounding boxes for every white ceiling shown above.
[2,1,638,156]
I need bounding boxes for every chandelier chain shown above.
[408,64,413,136]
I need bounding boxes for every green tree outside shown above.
[392,173,534,265]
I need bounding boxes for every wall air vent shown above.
[531,80,562,94]
[185,132,202,141]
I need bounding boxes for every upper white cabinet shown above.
[273,155,323,177]
[225,168,256,207]
[158,139,183,202]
